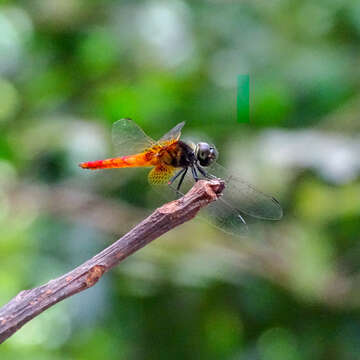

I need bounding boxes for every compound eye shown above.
[200,149,209,160]
[197,143,210,160]
[209,147,217,160]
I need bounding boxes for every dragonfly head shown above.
[195,142,218,167]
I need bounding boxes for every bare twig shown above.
[0,179,224,344]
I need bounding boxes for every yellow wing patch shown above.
[148,165,176,185]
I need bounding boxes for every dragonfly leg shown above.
[176,167,188,191]
[191,166,199,181]
[168,167,186,185]
[196,164,217,179]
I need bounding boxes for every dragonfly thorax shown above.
[195,142,218,167]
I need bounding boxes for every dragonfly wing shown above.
[204,196,249,235]
[158,121,185,142]
[112,119,155,156]
[207,162,283,220]
[164,171,249,234]
[148,165,176,185]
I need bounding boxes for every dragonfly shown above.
[79,119,283,235]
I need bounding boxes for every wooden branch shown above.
[0,179,224,344]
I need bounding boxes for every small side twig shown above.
[0,179,224,344]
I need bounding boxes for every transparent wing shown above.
[148,165,176,185]
[112,119,155,156]
[207,162,283,220]
[150,160,282,236]
[159,171,249,235]
[204,195,249,235]
[158,121,185,142]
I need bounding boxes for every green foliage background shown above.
[1,0,360,359]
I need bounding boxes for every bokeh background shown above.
[1,0,360,359]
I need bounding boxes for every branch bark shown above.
[0,179,224,344]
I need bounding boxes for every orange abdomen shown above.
[79,153,155,170]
